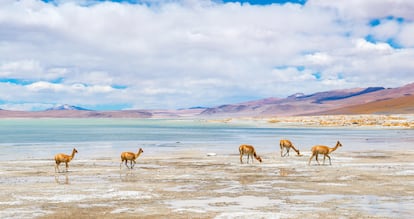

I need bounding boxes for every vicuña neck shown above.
[329,143,340,153]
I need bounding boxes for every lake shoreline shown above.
[204,114,414,129]
[1,114,414,129]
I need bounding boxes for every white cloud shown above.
[27,81,64,91]
[0,0,413,110]
[398,22,414,47]
[354,38,393,54]
[305,53,333,66]
[0,60,42,77]
[308,0,414,20]
[26,81,115,93]
[371,19,400,42]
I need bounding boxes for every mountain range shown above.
[0,82,413,118]
[201,82,414,117]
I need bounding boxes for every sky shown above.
[0,0,414,111]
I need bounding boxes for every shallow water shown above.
[0,118,413,161]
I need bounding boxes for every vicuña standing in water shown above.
[120,148,144,169]
[54,148,78,173]
[239,144,262,164]
[308,141,342,165]
[280,139,302,157]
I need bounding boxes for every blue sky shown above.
[0,0,413,111]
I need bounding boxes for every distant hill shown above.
[0,108,204,118]
[46,104,90,111]
[317,94,414,115]
[301,87,385,104]
[0,109,152,118]
[200,82,414,117]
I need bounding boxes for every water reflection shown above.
[119,170,137,182]
[238,174,257,185]
[54,173,69,184]
[279,168,295,177]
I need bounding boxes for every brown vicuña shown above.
[239,144,262,164]
[54,148,78,173]
[120,148,144,169]
[308,141,342,165]
[280,139,301,157]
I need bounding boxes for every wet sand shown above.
[1,149,413,219]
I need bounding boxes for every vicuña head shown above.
[279,139,302,157]
[255,154,263,163]
[239,144,262,164]
[308,141,343,166]
[54,148,78,173]
[120,147,144,169]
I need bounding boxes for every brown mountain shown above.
[317,94,414,115]
[200,82,414,117]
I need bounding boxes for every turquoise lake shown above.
[0,118,412,161]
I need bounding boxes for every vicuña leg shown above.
[324,154,332,165]
[120,161,127,169]
[309,153,321,165]
[308,154,314,165]
[55,162,60,173]
[283,148,290,157]
[316,153,321,165]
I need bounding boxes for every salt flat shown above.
[0,149,413,218]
